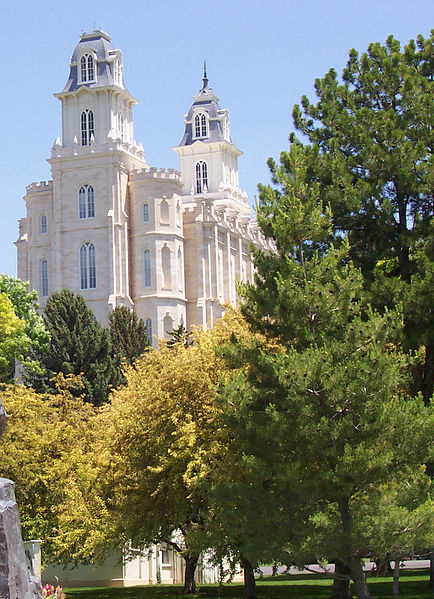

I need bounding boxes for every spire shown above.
[201,61,208,90]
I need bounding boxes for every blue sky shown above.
[1,0,432,276]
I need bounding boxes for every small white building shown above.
[16,29,271,342]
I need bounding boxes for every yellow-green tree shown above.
[0,377,94,563]
[55,311,269,594]
[0,292,26,381]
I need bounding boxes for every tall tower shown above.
[17,31,149,322]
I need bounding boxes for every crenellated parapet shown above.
[25,180,53,194]
[130,167,182,182]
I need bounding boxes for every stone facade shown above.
[16,30,270,342]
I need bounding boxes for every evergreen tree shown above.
[290,31,433,405]
[108,305,149,366]
[166,323,193,349]
[220,145,433,599]
[30,289,121,405]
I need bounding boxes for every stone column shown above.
[0,398,43,599]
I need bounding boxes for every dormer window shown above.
[194,113,208,139]
[117,112,124,140]
[80,54,95,83]
[113,58,122,86]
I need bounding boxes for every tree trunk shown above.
[392,560,400,599]
[241,556,257,599]
[429,549,434,590]
[338,498,371,599]
[333,559,352,598]
[350,558,371,599]
[183,554,198,594]
[374,558,392,577]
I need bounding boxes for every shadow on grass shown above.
[65,570,431,599]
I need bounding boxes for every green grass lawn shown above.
[65,569,432,598]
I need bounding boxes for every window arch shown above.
[160,200,170,225]
[81,110,94,146]
[40,215,47,234]
[178,248,183,291]
[142,203,149,223]
[80,54,95,83]
[162,245,171,289]
[40,260,48,297]
[78,185,95,219]
[195,161,208,194]
[194,112,208,138]
[163,314,173,339]
[79,242,96,289]
[143,249,151,287]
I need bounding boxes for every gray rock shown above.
[0,397,43,599]
[0,398,7,440]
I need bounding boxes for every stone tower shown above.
[16,31,271,343]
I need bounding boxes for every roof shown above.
[178,77,232,147]
[62,30,124,93]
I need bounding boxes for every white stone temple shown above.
[16,30,270,343]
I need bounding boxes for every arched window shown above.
[117,112,124,139]
[80,54,95,83]
[195,161,208,194]
[162,245,171,289]
[194,113,208,138]
[40,215,47,234]
[40,260,48,297]
[145,318,152,343]
[142,203,149,223]
[143,249,151,287]
[160,200,169,225]
[163,314,173,339]
[81,110,94,146]
[178,249,183,291]
[78,185,95,219]
[79,242,96,289]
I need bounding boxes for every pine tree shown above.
[290,31,434,406]
[108,305,149,366]
[30,289,121,405]
[220,145,433,599]
[166,323,193,349]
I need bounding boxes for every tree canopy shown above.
[0,275,50,381]
[28,289,121,405]
[220,144,433,599]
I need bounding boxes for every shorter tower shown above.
[173,67,270,330]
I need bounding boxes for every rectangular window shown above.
[143,203,149,223]
[40,260,48,297]
[40,215,47,234]
[143,250,151,287]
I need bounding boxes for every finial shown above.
[202,61,208,90]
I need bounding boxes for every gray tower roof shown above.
[62,30,124,93]
[178,72,232,147]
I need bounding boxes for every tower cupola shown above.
[178,64,232,147]
[54,30,142,154]
[174,68,246,207]
[63,30,125,92]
